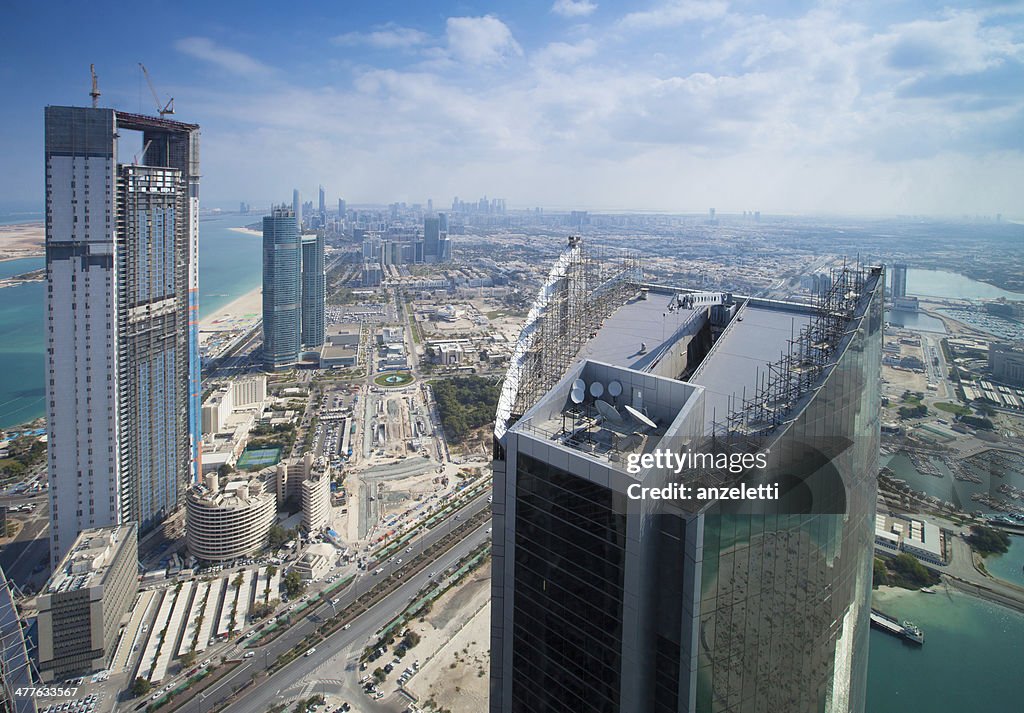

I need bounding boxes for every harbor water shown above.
[867,587,1024,711]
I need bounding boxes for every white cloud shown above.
[533,39,598,66]
[175,37,273,76]
[333,24,430,50]
[619,0,728,30]
[551,0,597,18]
[445,16,523,65]
[176,4,1023,215]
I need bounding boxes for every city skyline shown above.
[1,1,1022,216]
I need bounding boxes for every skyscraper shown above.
[318,184,326,224]
[293,188,302,231]
[424,215,440,261]
[490,242,883,713]
[262,207,302,369]
[301,232,326,349]
[891,262,908,299]
[44,106,200,563]
[338,198,346,219]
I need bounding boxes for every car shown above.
[405,547,412,553]
[343,623,351,630]
[305,647,316,656]
[396,558,402,564]
[374,568,383,575]
[243,651,255,658]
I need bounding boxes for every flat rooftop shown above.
[579,292,700,370]
[690,302,813,431]
[46,523,136,595]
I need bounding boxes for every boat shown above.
[919,587,935,594]
[902,621,925,645]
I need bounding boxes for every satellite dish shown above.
[570,385,585,404]
[572,378,585,393]
[595,399,623,424]
[624,404,657,429]
[589,381,604,398]
[608,381,622,397]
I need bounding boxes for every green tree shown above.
[131,677,152,697]
[872,558,888,588]
[180,651,197,667]
[373,667,386,683]
[967,525,1010,555]
[284,570,305,598]
[268,525,288,548]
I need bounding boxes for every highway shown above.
[171,518,491,713]
[163,493,491,713]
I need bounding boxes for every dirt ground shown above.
[405,564,491,713]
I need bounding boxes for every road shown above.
[0,493,51,591]
[173,520,491,713]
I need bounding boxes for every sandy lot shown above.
[406,565,491,713]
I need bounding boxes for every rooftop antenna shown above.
[89,64,100,108]
[138,62,175,116]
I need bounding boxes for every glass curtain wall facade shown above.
[491,269,883,713]
[693,280,883,713]
[301,232,325,349]
[262,207,301,369]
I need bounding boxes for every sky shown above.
[2,0,1022,215]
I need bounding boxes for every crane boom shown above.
[89,64,100,108]
[138,62,175,116]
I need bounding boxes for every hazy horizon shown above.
[3,1,1022,216]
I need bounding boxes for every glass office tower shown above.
[301,232,325,349]
[262,207,302,369]
[491,261,883,713]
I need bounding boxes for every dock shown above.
[870,608,924,645]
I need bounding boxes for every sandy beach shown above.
[228,226,262,237]
[199,286,262,331]
[0,222,44,261]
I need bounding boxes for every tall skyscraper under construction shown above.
[490,240,883,713]
[44,106,201,564]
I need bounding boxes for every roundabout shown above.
[374,372,415,387]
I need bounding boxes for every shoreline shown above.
[199,285,262,331]
[228,226,262,237]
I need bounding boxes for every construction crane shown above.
[89,64,100,107]
[138,62,174,117]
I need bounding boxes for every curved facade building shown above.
[186,475,276,563]
[490,246,883,713]
[262,207,302,370]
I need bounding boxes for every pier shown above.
[870,608,924,644]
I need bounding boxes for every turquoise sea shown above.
[867,587,1024,712]
[0,212,263,429]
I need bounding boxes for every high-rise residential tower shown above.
[490,242,883,713]
[301,232,326,349]
[262,207,302,369]
[44,106,201,564]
